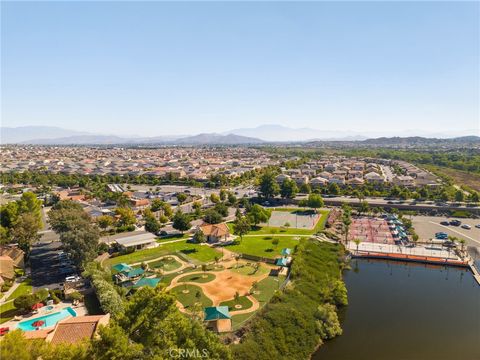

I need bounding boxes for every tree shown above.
[328,182,340,195]
[272,238,279,248]
[247,204,271,227]
[469,191,479,203]
[227,192,237,206]
[234,291,240,303]
[117,287,232,359]
[233,216,250,242]
[259,171,280,199]
[172,209,191,233]
[219,189,227,201]
[214,202,229,217]
[210,193,220,204]
[17,192,42,228]
[144,214,161,234]
[306,193,324,212]
[193,229,206,243]
[0,225,10,245]
[176,193,187,204]
[115,207,136,227]
[48,200,90,233]
[280,178,298,199]
[353,238,361,255]
[455,190,464,203]
[97,215,113,231]
[201,264,207,274]
[11,213,41,254]
[60,223,100,267]
[14,294,38,312]
[358,201,369,216]
[299,183,311,194]
[342,204,352,245]
[0,201,19,228]
[203,209,223,224]
[90,324,144,360]
[411,233,419,247]
[192,201,202,217]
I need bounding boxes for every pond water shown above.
[314,259,480,360]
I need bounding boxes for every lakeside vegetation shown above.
[232,240,348,359]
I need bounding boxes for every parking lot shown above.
[30,241,77,291]
[412,216,480,247]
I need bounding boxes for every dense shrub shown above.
[232,240,347,360]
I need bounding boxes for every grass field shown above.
[427,165,480,192]
[105,240,222,268]
[6,278,32,301]
[177,273,216,283]
[252,275,285,304]
[147,257,182,272]
[220,295,253,311]
[231,312,256,331]
[229,209,329,236]
[0,301,19,324]
[225,236,302,258]
[228,263,271,277]
[170,284,213,308]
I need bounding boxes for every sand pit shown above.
[169,268,268,305]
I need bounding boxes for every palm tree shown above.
[353,238,361,255]
[458,239,466,259]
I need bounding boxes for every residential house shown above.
[198,223,231,243]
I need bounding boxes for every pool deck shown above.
[1,303,87,331]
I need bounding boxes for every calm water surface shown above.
[314,259,480,360]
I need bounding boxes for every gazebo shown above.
[204,306,231,333]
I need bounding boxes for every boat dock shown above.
[348,241,480,285]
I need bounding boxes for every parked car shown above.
[475,224,480,229]
[449,220,461,226]
[461,224,471,230]
[435,232,448,239]
[440,221,450,226]
[65,275,81,283]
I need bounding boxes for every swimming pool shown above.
[17,307,76,331]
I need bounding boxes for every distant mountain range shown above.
[1,125,478,145]
[1,126,264,145]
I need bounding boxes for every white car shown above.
[65,275,81,282]
[461,224,471,230]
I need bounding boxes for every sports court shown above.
[349,217,395,244]
[265,210,321,229]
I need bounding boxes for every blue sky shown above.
[2,1,479,136]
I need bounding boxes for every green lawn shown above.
[147,257,182,272]
[225,236,301,259]
[177,272,216,284]
[252,275,285,304]
[105,240,222,268]
[228,263,271,277]
[231,312,256,331]
[220,295,253,311]
[157,234,191,242]
[228,209,329,236]
[6,278,32,301]
[170,284,213,309]
[0,301,19,324]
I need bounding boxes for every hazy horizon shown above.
[2,2,479,137]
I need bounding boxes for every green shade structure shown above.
[204,306,231,321]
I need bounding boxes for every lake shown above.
[314,259,480,360]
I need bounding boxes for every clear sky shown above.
[2,1,479,136]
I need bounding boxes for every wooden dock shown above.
[353,251,480,286]
[467,259,480,286]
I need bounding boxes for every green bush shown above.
[232,240,347,359]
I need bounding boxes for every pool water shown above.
[17,307,76,331]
